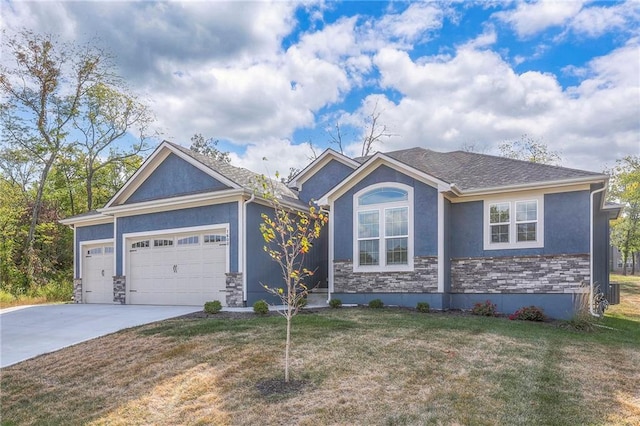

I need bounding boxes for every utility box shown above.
[608,283,620,305]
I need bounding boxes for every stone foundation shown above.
[225,273,244,307]
[113,275,126,304]
[334,256,438,293]
[73,278,83,303]
[451,254,590,294]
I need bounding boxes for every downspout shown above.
[242,193,256,306]
[589,186,606,317]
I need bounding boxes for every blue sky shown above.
[2,0,638,174]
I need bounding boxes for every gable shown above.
[124,153,231,204]
[298,159,355,203]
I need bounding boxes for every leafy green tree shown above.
[256,173,328,383]
[0,30,114,251]
[499,135,561,165]
[0,178,29,292]
[74,83,154,210]
[608,156,640,275]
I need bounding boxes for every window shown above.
[485,197,543,250]
[177,235,199,246]
[204,234,227,244]
[131,240,150,249]
[87,247,102,255]
[104,246,114,254]
[154,239,173,248]
[354,184,413,271]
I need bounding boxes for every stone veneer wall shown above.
[113,275,126,304]
[334,256,438,293]
[225,272,244,307]
[73,278,83,303]
[451,254,590,293]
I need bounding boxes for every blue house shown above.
[61,141,620,319]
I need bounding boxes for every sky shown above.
[2,0,639,175]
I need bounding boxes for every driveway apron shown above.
[0,304,200,368]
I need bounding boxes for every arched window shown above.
[354,184,413,271]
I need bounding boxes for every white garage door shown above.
[82,244,114,303]
[127,230,228,306]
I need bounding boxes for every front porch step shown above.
[306,292,327,306]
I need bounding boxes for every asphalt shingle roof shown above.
[166,141,300,201]
[358,147,605,191]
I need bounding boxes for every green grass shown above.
[1,275,639,425]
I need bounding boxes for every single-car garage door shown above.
[127,230,228,306]
[82,243,115,303]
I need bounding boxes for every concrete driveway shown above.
[0,304,201,368]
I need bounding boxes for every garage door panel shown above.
[83,244,114,304]
[127,230,228,306]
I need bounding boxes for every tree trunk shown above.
[285,306,291,383]
[27,154,56,247]
[86,166,94,211]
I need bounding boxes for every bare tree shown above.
[190,133,231,163]
[327,100,394,157]
[499,135,561,165]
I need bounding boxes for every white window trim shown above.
[353,183,414,272]
[484,195,544,250]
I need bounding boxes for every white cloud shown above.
[231,139,316,178]
[367,42,638,172]
[569,1,640,38]
[494,0,585,37]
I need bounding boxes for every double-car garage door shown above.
[82,229,228,306]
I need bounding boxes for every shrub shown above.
[416,302,430,313]
[253,299,269,316]
[204,300,222,314]
[368,299,384,309]
[563,311,597,332]
[471,300,497,316]
[509,305,546,321]
[32,280,73,302]
[329,298,342,309]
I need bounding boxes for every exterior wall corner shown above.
[113,276,126,304]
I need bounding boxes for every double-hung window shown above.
[485,196,543,249]
[354,184,413,271]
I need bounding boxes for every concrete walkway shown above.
[0,304,201,368]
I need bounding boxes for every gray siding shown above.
[115,203,239,275]
[333,165,438,260]
[245,202,327,305]
[544,191,590,255]
[450,190,591,258]
[298,159,354,204]
[75,223,114,277]
[126,153,230,204]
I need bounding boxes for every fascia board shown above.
[290,149,359,189]
[99,189,245,217]
[59,214,114,227]
[250,194,310,212]
[447,176,608,200]
[318,153,451,205]
[105,141,241,208]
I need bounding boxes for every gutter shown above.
[589,185,607,317]
[242,193,256,306]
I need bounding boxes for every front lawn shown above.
[1,276,639,425]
